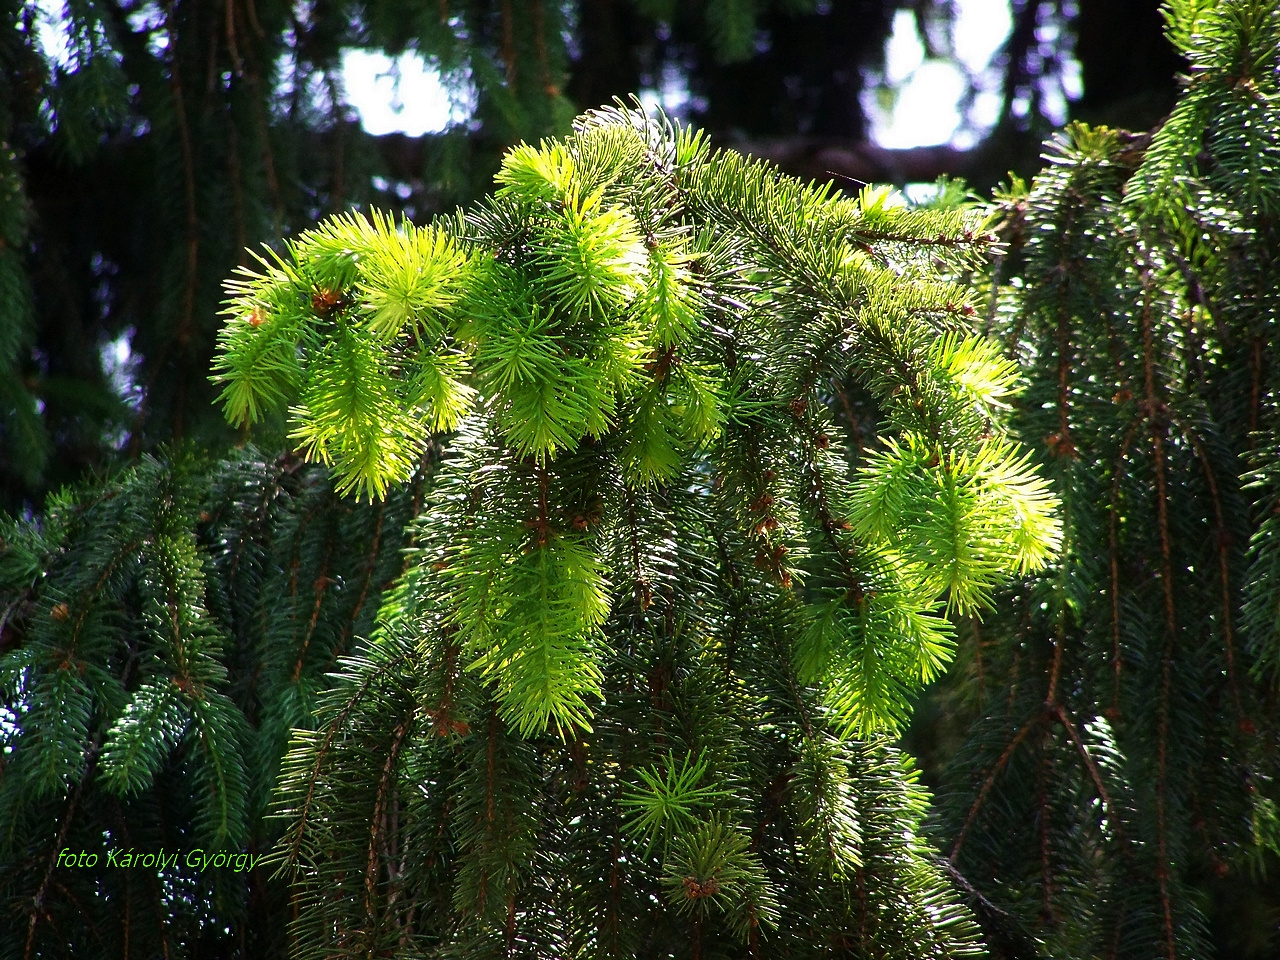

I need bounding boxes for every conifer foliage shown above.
[924,2,1280,957]
[0,448,425,958]
[5,3,1280,957]
[1,105,1063,957]
[214,105,1063,737]
[213,106,1060,956]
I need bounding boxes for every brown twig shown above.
[1108,420,1141,714]
[950,717,1039,863]
[366,712,416,929]
[1051,702,1120,840]
[1138,243,1178,960]
[292,548,332,682]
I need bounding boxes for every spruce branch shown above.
[199,103,1064,956]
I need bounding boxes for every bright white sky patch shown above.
[34,0,72,68]
[344,4,1022,146]
[639,61,703,117]
[33,0,1056,154]
[953,0,1013,73]
[341,49,469,136]
[874,57,969,148]
[883,10,925,85]
[867,0,1016,149]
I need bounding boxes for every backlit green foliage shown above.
[213,104,1059,742]
[206,105,1061,957]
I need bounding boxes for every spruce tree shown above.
[2,104,1063,958]
[6,3,1280,957]
[0,449,425,958]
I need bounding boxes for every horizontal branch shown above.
[362,128,1042,195]
[723,136,988,186]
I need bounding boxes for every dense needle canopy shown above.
[204,104,1061,955]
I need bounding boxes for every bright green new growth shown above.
[621,750,733,853]
[212,105,1059,742]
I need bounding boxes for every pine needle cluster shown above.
[202,104,1061,956]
